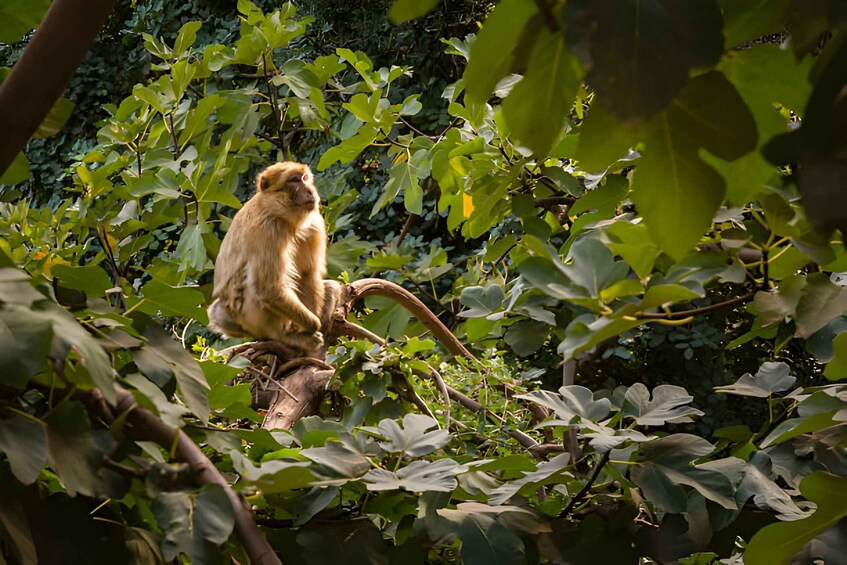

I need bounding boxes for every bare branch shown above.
[342,278,478,362]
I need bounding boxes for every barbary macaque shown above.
[207,162,327,351]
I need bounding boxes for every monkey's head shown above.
[256,162,319,211]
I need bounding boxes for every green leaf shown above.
[433,503,550,564]
[317,127,378,170]
[716,44,812,203]
[174,222,210,273]
[388,0,439,23]
[362,296,411,341]
[714,362,797,397]
[760,410,838,448]
[639,284,702,310]
[0,151,31,185]
[133,279,208,324]
[762,39,847,234]
[46,401,123,498]
[604,223,661,280]
[505,319,549,356]
[794,273,847,338]
[458,285,504,318]
[631,434,739,512]
[34,97,75,139]
[0,0,50,42]
[824,332,847,381]
[734,451,806,521]
[745,473,847,565]
[133,316,210,422]
[517,386,611,422]
[487,454,572,505]
[301,434,378,478]
[559,314,644,361]
[633,72,757,258]
[0,306,53,388]
[622,383,704,426]
[719,0,791,48]
[231,452,319,493]
[0,415,47,484]
[463,0,538,106]
[173,21,202,55]
[274,60,320,99]
[375,414,450,457]
[152,484,235,562]
[575,105,640,173]
[363,459,459,492]
[501,26,582,156]
[564,0,723,121]
[51,264,113,295]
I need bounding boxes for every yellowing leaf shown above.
[463,193,474,218]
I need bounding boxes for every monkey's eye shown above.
[289,175,303,184]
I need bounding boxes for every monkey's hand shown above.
[285,330,324,353]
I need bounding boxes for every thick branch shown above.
[343,279,477,361]
[0,0,117,176]
[106,388,279,565]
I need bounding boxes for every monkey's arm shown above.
[293,215,327,315]
[271,285,322,334]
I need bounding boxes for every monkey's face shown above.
[258,162,320,211]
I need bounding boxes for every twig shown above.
[264,378,300,403]
[436,117,461,139]
[396,214,417,246]
[275,357,333,375]
[95,227,127,310]
[398,116,436,140]
[334,319,541,457]
[167,112,180,157]
[636,291,756,320]
[559,451,611,517]
[422,362,451,430]
[391,371,436,420]
[256,131,286,150]
[533,196,575,209]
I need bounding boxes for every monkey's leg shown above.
[270,289,322,335]
[207,299,249,337]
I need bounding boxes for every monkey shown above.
[207,161,327,352]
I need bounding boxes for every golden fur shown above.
[207,162,327,351]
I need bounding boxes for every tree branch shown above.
[342,278,478,362]
[0,0,117,176]
[637,291,756,319]
[78,386,280,564]
[333,319,540,456]
[559,451,610,517]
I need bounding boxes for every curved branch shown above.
[344,278,478,362]
[0,0,117,176]
[335,318,541,456]
[88,388,280,565]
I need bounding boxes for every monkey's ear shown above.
[257,172,270,191]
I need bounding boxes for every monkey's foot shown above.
[289,330,323,352]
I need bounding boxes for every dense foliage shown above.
[1,1,846,563]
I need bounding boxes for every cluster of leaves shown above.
[1,0,847,563]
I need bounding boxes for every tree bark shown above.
[0,0,116,177]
